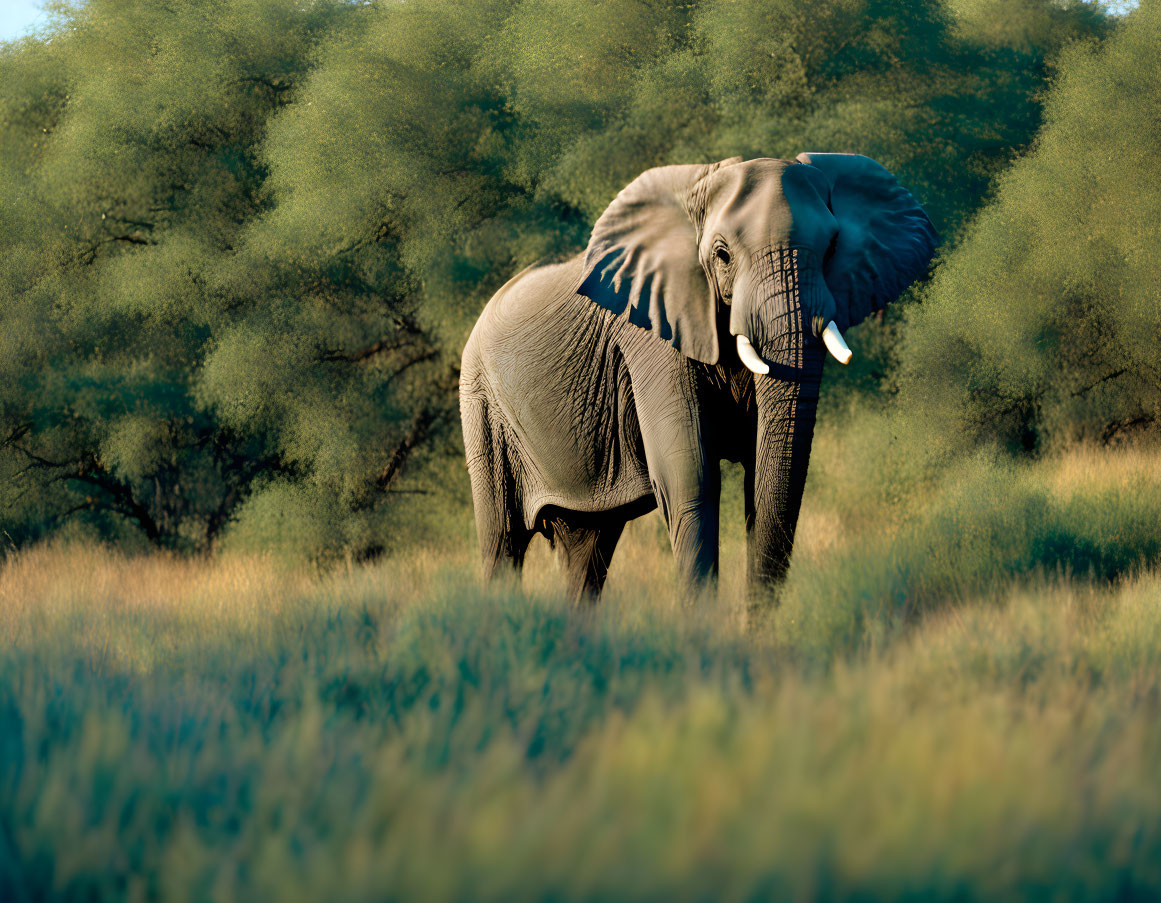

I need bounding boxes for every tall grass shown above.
[3,445,1161,901]
[778,440,1161,658]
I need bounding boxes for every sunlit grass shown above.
[3,444,1161,900]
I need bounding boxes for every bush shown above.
[900,1,1161,453]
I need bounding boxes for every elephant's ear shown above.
[795,153,938,331]
[576,158,741,365]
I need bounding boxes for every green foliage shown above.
[949,0,1108,51]
[902,1,1161,452]
[0,0,1111,558]
[0,0,457,558]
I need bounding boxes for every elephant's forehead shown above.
[706,159,834,253]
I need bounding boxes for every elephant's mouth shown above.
[730,323,850,377]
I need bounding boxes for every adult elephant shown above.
[460,154,937,601]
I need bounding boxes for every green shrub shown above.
[901,1,1161,452]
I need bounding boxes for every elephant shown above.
[460,153,937,601]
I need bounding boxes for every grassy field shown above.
[4,445,1161,901]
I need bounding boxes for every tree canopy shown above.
[902,0,1161,453]
[0,0,1113,559]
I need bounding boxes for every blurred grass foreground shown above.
[5,444,1161,901]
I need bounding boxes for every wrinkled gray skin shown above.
[461,154,937,601]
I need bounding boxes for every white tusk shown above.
[822,320,852,365]
[735,334,770,375]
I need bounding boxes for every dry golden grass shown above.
[4,444,1161,900]
[1045,441,1161,498]
[4,533,1161,901]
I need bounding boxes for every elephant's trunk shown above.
[747,360,823,586]
[742,246,827,588]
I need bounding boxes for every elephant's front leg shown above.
[746,368,823,593]
[653,452,721,589]
[632,362,721,590]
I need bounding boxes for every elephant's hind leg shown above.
[476,500,532,582]
[462,395,531,581]
[548,515,625,603]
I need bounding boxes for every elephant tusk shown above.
[822,321,852,365]
[735,334,770,375]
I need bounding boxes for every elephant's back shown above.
[479,255,585,333]
[462,254,590,400]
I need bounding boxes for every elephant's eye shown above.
[714,246,731,266]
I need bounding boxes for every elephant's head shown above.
[576,154,937,377]
[576,155,937,585]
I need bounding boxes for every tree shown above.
[901,0,1161,453]
[0,0,1111,559]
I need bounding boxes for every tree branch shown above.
[62,468,162,543]
[390,349,439,381]
[9,443,164,544]
[1071,368,1127,397]
[80,233,158,264]
[320,338,412,364]
[1101,414,1155,444]
[375,407,441,494]
[0,423,30,451]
